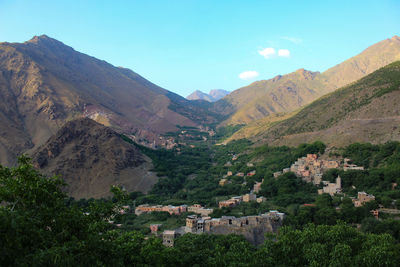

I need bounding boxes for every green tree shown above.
[0,156,127,266]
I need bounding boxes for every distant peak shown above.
[295,68,319,80]
[25,34,69,48]
[296,68,306,73]
[391,35,400,41]
[27,34,53,43]
[24,34,73,52]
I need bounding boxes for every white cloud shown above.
[281,36,302,44]
[278,49,290,57]
[239,71,259,80]
[258,47,276,58]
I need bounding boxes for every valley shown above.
[1,33,400,266]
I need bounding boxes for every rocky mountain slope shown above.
[0,35,219,166]
[253,61,400,147]
[187,89,230,102]
[216,36,400,126]
[31,118,158,199]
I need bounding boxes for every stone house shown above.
[352,192,375,207]
[243,193,257,202]
[253,180,264,193]
[187,204,213,216]
[162,230,181,247]
[150,224,162,233]
[218,196,242,208]
[219,178,229,186]
[318,176,341,196]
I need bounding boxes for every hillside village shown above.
[220,153,374,207]
[128,151,381,247]
[135,204,213,217]
[126,151,378,249]
[162,210,285,246]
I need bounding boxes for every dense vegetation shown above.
[120,138,400,242]
[132,139,326,206]
[1,157,400,266]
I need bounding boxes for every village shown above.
[161,210,285,246]
[135,203,213,217]
[120,152,385,247]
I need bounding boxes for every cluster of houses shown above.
[272,154,366,199]
[274,154,341,185]
[131,153,379,247]
[219,170,257,186]
[162,210,285,246]
[219,168,257,186]
[135,204,213,216]
[218,179,266,208]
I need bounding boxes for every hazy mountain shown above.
[0,35,220,166]
[252,61,400,147]
[216,36,400,126]
[187,89,230,102]
[187,90,213,102]
[31,118,158,199]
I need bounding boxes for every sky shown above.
[0,0,399,97]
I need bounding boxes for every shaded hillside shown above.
[216,36,400,125]
[31,118,158,199]
[0,35,219,166]
[256,61,400,147]
[187,89,230,102]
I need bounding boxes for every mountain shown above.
[216,36,400,126]
[187,89,230,102]
[209,89,230,101]
[0,35,220,166]
[187,90,214,102]
[31,118,158,199]
[252,61,400,147]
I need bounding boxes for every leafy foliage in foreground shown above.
[1,157,400,266]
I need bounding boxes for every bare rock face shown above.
[31,118,158,199]
[0,35,219,166]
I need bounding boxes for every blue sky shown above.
[0,0,399,97]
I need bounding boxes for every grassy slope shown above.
[256,61,400,146]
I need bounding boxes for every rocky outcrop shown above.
[31,118,158,199]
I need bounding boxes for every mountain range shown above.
[187,89,230,102]
[2,34,400,198]
[216,36,400,126]
[255,61,400,147]
[226,60,400,147]
[0,35,220,166]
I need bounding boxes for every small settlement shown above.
[273,154,372,204]
[135,204,213,217]
[162,210,285,247]
[133,153,375,247]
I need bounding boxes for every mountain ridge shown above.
[0,35,219,166]
[216,35,400,126]
[252,61,400,147]
[31,118,158,199]
[187,89,230,102]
